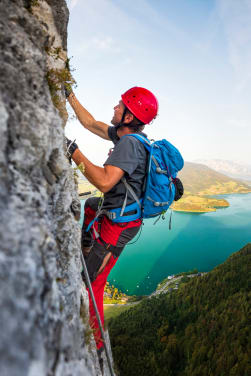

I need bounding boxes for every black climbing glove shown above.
[173,177,184,201]
[65,137,78,164]
[64,83,73,98]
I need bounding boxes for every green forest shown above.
[109,243,251,376]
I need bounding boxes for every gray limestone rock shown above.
[0,1,107,375]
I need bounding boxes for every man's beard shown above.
[111,118,122,129]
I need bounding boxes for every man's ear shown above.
[124,112,134,124]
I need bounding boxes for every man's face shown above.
[111,100,125,126]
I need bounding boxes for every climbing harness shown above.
[80,251,116,376]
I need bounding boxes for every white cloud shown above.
[91,36,121,52]
[217,0,251,92]
[66,0,251,164]
[68,0,194,55]
[228,117,251,130]
[72,35,121,58]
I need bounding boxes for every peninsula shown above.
[77,162,251,213]
[172,162,251,213]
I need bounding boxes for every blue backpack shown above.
[107,134,184,223]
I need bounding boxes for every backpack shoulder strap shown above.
[121,177,141,209]
[122,133,152,153]
[115,134,151,218]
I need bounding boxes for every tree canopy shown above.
[109,243,251,376]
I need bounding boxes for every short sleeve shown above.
[108,126,119,144]
[104,136,139,175]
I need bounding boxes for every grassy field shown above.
[178,162,251,195]
[104,304,135,321]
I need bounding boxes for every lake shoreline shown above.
[107,193,251,295]
[172,191,251,213]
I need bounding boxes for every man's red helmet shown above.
[121,87,158,124]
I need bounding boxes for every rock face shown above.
[0,1,100,375]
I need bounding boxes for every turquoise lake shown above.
[80,193,251,295]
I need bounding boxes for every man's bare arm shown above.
[68,93,110,140]
[72,148,124,193]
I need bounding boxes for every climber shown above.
[65,86,158,356]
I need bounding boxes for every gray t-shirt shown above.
[102,126,148,209]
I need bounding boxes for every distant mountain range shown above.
[178,162,251,195]
[77,161,251,212]
[194,159,251,181]
[172,162,251,212]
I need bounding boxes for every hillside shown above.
[109,243,251,376]
[172,162,251,212]
[195,159,251,181]
[77,162,251,212]
[178,162,251,195]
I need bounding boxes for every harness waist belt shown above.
[106,199,143,223]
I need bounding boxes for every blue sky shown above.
[65,0,251,166]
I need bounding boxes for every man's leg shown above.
[87,254,118,350]
[86,217,142,350]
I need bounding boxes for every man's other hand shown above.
[65,137,78,163]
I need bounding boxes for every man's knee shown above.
[82,240,110,283]
[82,197,101,249]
